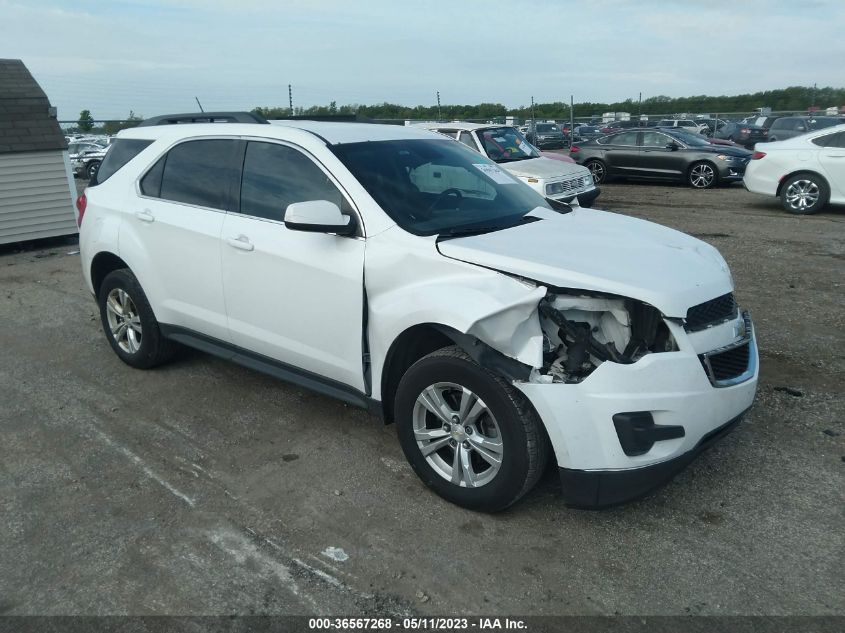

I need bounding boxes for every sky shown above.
[3,0,844,122]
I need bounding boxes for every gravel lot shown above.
[1,178,842,616]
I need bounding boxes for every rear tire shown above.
[780,173,829,215]
[98,269,176,369]
[394,346,549,512]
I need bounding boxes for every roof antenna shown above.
[195,97,204,112]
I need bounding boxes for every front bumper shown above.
[716,161,748,182]
[516,315,758,507]
[535,139,568,149]
[560,186,600,207]
[559,411,746,508]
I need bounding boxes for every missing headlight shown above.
[537,294,676,383]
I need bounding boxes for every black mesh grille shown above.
[686,293,737,331]
[703,343,750,382]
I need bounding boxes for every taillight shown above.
[751,151,766,160]
[76,193,87,227]
[569,145,580,153]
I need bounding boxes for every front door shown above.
[639,130,685,178]
[220,140,367,391]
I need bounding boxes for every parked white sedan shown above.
[743,123,845,214]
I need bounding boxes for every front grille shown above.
[685,293,737,331]
[546,175,592,196]
[701,342,750,382]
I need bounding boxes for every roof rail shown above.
[137,112,269,127]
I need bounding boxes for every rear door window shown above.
[813,131,845,148]
[610,131,639,146]
[158,139,241,210]
[93,139,153,184]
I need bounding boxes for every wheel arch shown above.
[378,323,533,425]
[775,169,830,198]
[90,251,130,298]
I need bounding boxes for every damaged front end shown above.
[533,292,677,384]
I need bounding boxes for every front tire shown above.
[98,269,176,369]
[780,173,829,215]
[394,347,549,512]
[584,159,607,185]
[688,161,718,189]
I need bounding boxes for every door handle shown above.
[226,235,254,251]
[135,210,154,223]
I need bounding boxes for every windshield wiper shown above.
[437,225,506,238]
[437,216,539,239]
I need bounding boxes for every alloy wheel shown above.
[412,382,503,488]
[587,161,605,184]
[690,163,715,188]
[783,179,820,212]
[105,288,142,354]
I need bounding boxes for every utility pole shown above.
[288,84,293,114]
[811,82,817,109]
[530,95,536,133]
[570,95,574,141]
[436,91,441,121]
[638,91,642,118]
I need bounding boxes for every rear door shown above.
[816,131,845,200]
[220,140,367,391]
[130,138,240,341]
[598,131,641,175]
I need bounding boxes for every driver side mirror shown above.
[284,200,356,236]
[665,142,680,151]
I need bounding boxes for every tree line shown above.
[71,85,844,132]
[253,85,845,121]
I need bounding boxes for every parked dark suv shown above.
[766,116,841,142]
[713,122,768,149]
[525,122,567,149]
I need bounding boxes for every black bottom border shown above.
[0,616,842,633]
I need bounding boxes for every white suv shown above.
[657,119,707,134]
[78,113,758,511]
[415,122,599,207]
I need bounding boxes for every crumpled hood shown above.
[500,157,588,180]
[436,208,733,318]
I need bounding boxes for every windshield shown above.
[478,127,540,162]
[536,124,562,135]
[331,139,550,236]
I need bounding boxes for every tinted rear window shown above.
[812,131,845,148]
[158,139,241,210]
[91,139,152,184]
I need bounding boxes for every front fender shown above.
[365,228,546,400]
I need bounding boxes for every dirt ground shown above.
[0,179,842,616]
